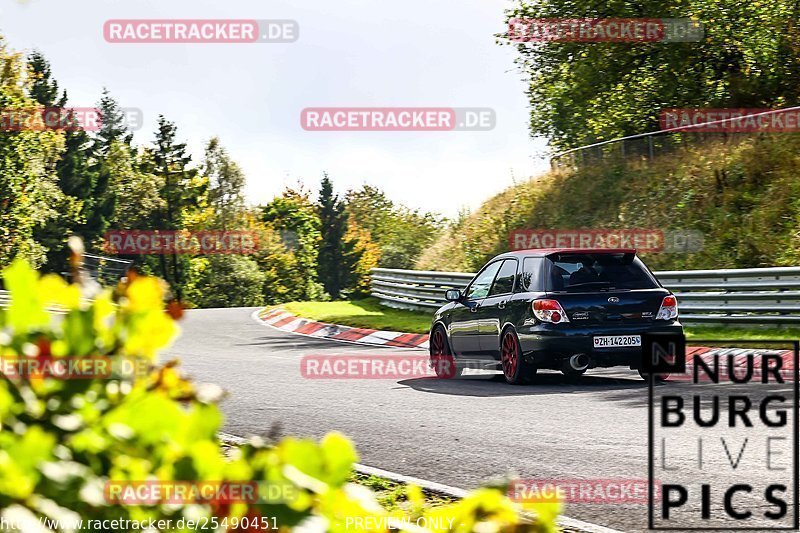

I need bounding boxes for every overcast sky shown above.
[1,0,549,217]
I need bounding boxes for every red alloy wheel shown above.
[431,329,446,356]
[430,328,456,378]
[501,332,518,378]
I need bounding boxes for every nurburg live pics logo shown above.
[645,333,799,530]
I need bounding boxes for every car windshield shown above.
[546,253,658,291]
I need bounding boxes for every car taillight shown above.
[656,295,678,320]
[533,299,570,324]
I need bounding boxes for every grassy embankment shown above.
[282,298,431,334]
[416,134,800,273]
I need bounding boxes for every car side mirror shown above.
[445,289,462,302]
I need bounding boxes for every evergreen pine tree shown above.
[317,174,359,299]
[95,87,133,156]
[149,116,201,300]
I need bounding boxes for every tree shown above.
[28,52,106,273]
[344,218,381,297]
[505,0,800,149]
[201,137,245,229]
[317,174,358,299]
[345,184,441,269]
[106,140,164,229]
[94,87,132,156]
[260,187,323,301]
[64,120,116,256]
[146,116,203,300]
[27,50,65,108]
[0,45,66,269]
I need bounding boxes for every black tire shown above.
[638,369,670,383]
[500,329,536,385]
[429,325,464,379]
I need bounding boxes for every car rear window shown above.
[545,253,658,291]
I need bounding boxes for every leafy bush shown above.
[188,255,266,308]
[345,185,442,270]
[0,259,559,531]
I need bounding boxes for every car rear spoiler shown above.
[545,249,637,263]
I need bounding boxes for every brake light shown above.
[533,299,570,324]
[656,295,678,320]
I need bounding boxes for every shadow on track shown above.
[233,334,419,352]
[399,369,650,398]
[401,369,795,413]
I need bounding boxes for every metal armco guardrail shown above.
[0,290,94,314]
[550,106,800,170]
[371,266,800,325]
[0,254,130,311]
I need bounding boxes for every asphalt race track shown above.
[167,308,796,533]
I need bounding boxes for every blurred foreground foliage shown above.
[0,260,559,532]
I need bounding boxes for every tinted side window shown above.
[465,261,502,300]
[519,257,544,291]
[489,259,518,296]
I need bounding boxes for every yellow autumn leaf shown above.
[37,274,82,310]
[92,290,115,332]
[124,312,178,360]
[126,277,166,313]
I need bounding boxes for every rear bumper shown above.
[517,321,683,369]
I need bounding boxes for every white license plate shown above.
[593,335,641,348]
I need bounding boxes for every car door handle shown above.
[470,304,481,313]
[498,300,507,309]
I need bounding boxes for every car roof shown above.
[495,248,637,259]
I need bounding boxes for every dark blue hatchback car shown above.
[429,248,683,384]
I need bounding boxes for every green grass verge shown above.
[281,298,432,334]
[279,299,800,345]
[686,326,800,347]
[349,472,455,511]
